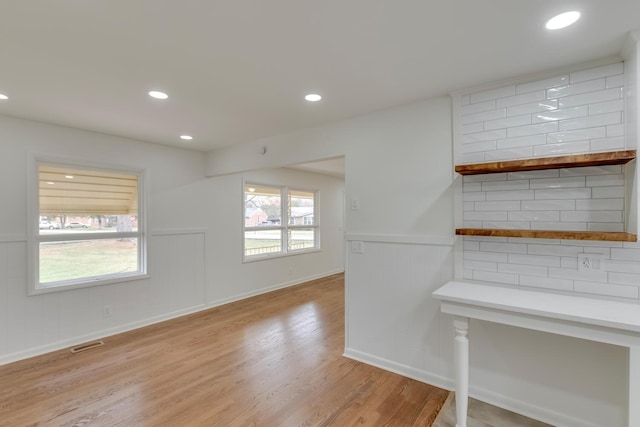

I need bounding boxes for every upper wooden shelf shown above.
[455,150,636,175]
[456,228,637,242]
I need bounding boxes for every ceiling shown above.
[1,1,639,153]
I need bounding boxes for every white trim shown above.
[343,347,598,427]
[345,233,455,246]
[206,269,344,307]
[151,228,208,236]
[0,235,27,243]
[343,347,453,391]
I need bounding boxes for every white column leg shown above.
[454,316,469,427]
[630,347,640,427]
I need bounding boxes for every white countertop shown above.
[433,280,640,334]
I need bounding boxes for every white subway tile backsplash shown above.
[534,188,591,200]
[546,78,606,99]
[460,152,487,164]
[519,275,573,291]
[608,272,640,287]
[457,62,634,300]
[590,136,625,151]
[463,192,487,201]
[606,124,624,137]
[575,198,624,210]
[569,62,623,83]
[559,165,621,176]
[589,99,624,115]
[558,88,623,109]
[529,176,585,189]
[537,141,592,157]
[464,211,508,221]
[497,134,547,149]
[465,251,509,263]
[547,127,607,143]
[463,182,482,192]
[560,210,622,223]
[507,100,558,117]
[462,108,507,125]
[558,112,621,131]
[482,221,531,229]
[611,248,640,261]
[507,169,559,180]
[587,222,624,232]
[532,105,588,123]
[462,122,484,135]
[463,140,498,153]
[606,74,624,89]
[517,75,568,94]
[484,147,534,161]
[549,267,607,283]
[484,114,531,131]
[522,200,576,211]
[498,263,548,277]
[533,140,590,157]
[585,174,624,187]
[470,85,516,104]
[508,253,561,267]
[496,91,546,108]
[480,242,528,253]
[508,211,559,222]
[507,121,559,138]
[605,260,640,274]
[574,281,638,299]
[486,190,535,201]
[473,270,519,285]
[464,260,498,272]
[461,99,496,116]
[481,179,529,191]
[592,186,624,198]
[463,129,507,143]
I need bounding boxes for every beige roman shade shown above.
[39,165,138,215]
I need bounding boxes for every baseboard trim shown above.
[0,270,344,367]
[206,269,345,308]
[344,347,601,427]
[343,347,453,391]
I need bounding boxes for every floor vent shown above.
[70,341,104,354]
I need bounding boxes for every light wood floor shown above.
[0,273,449,426]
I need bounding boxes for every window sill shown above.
[243,248,321,263]
[29,273,150,296]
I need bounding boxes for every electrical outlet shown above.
[103,305,113,318]
[351,241,364,254]
[577,253,604,273]
[351,198,360,210]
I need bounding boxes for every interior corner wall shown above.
[0,115,344,365]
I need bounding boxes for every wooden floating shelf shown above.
[455,150,636,175]
[456,228,637,242]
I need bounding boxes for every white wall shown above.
[0,115,344,364]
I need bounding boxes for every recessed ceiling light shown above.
[0,93,8,100]
[180,135,193,141]
[47,181,55,185]
[65,175,74,179]
[149,90,169,100]
[305,93,322,102]
[546,11,580,30]
[248,187,256,192]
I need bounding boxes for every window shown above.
[244,184,318,259]
[29,162,147,294]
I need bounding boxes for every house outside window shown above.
[29,161,147,294]
[244,183,318,260]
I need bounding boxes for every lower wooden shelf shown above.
[456,228,637,242]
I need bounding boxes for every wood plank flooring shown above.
[0,273,450,426]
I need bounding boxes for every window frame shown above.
[242,181,320,262]
[27,155,149,295]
